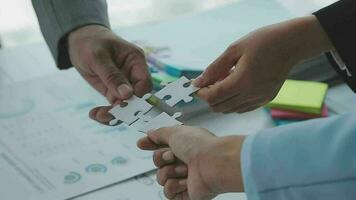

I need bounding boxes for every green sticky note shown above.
[267,80,328,114]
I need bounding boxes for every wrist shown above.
[69,24,109,39]
[221,135,246,193]
[204,135,246,194]
[67,24,111,65]
[68,25,110,51]
[289,15,334,62]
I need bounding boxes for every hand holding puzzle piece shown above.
[109,76,200,133]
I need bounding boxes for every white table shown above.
[0,0,346,199]
[0,40,269,200]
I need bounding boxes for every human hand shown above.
[194,16,333,113]
[68,25,152,123]
[137,126,246,200]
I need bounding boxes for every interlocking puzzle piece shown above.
[154,76,200,107]
[133,112,183,133]
[109,94,153,126]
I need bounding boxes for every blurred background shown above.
[0,0,335,48]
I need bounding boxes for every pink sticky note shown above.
[270,104,329,120]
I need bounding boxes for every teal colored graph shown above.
[85,164,107,174]
[64,172,81,184]
[111,156,128,165]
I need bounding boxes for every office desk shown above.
[0,0,348,199]
[2,40,354,200]
[0,41,273,200]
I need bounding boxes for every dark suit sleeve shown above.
[314,0,356,92]
[32,0,110,69]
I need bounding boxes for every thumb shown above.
[194,44,242,88]
[147,126,191,163]
[93,50,133,100]
[147,127,174,147]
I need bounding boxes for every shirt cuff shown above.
[32,0,111,69]
[329,50,352,78]
[241,133,261,200]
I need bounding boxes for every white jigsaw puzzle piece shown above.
[109,94,153,126]
[155,76,200,107]
[133,112,183,133]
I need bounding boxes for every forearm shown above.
[275,15,334,64]
[241,112,356,200]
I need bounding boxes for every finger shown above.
[153,149,176,167]
[76,66,123,105]
[182,191,190,200]
[93,49,133,100]
[197,79,238,107]
[89,106,114,125]
[133,77,153,97]
[164,179,187,199]
[210,93,241,113]
[193,44,242,88]
[172,193,183,200]
[212,95,262,113]
[197,56,250,106]
[75,68,109,97]
[172,192,190,200]
[148,126,197,163]
[114,44,152,97]
[147,126,177,146]
[106,89,117,104]
[137,136,162,150]
[157,164,188,185]
[127,53,152,97]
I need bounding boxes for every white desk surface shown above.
[3,39,355,200]
[0,41,271,200]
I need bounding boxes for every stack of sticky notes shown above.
[267,80,329,126]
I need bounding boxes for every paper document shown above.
[0,43,57,86]
[0,70,155,200]
[77,171,247,200]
